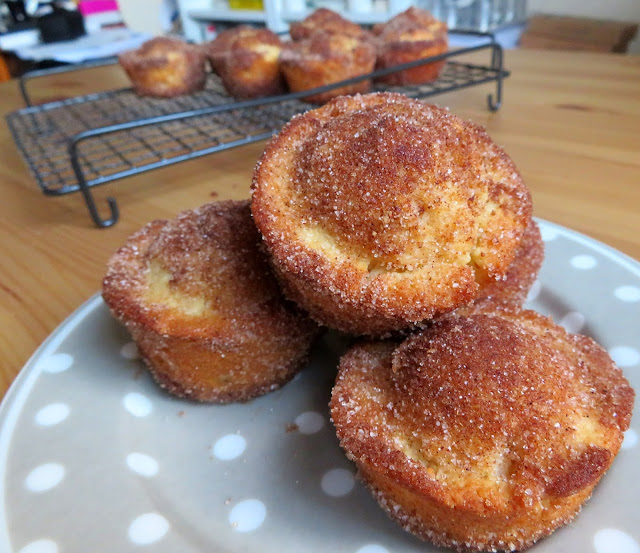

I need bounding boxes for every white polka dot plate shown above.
[0,219,638,553]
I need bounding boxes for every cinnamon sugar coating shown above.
[290,8,371,41]
[373,6,447,39]
[118,37,207,98]
[376,35,448,86]
[373,7,449,86]
[251,93,532,336]
[205,26,285,99]
[279,32,376,104]
[206,26,254,73]
[469,218,544,313]
[330,310,634,551]
[102,200,319,403]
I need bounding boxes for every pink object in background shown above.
[78,0,124,33]
[78,1,120,16]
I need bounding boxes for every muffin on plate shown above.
[251,93,532,336]
[331,309,634,551]
[118,37,207,98]
[102,200,319,403]
[466,218,544,313]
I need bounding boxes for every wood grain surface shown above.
[0,49,639,397]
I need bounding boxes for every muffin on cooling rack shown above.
[251,92,532,336]
[279,31,376,104]
[373,7,448,86]
[118,37,207,98]
[289,7,371,41]
[331,309,634,551]
[206,26,285,99]
[102,200,319,403]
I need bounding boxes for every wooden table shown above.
[1,49,639,399]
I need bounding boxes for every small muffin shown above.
[205,26,250,74]
[206,26,285,98]
[469,218,544,312]
[330,310,634,551]
[374,7,448,86]
[372,6,445,37]
[102,200,319,403]
[118,37,207,98]
[251,93,532,336]
[279,31,376,104]
[290,8,371,41]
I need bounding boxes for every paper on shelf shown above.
[13,28,152,63]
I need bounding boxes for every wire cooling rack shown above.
[6,33,508,227]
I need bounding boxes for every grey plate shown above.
[1,219,638,553]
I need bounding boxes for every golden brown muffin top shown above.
[280,31,376,66]
[373,6,447,40]
[380,27,448,48]
[102,200,306,341]
[470,218,544,312]
[119,36,205,69]
[206,26,282,61]
[332,310,634,513]
[290,8,370,41]
[253,93,531,325]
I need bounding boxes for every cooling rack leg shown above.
[79,189,119,228]
[488,77,503,111]
[487,44,504,112]
[70,139,119,227]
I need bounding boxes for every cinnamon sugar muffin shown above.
[372,6,446,38]
[206,26,285,98]
[279,31,376,104]
[118,37,207,98]
[330,310,634,551]
[470,218,544,312]
[290,8,371,41]
[102,200,318,403]
[205,26,248,74]
[251,93,532,336]
[374,7,448,86]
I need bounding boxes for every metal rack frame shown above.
[7,31,508,228]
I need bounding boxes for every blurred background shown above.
[0,0,637,80]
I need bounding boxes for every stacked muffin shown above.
[103,92,634,551]
[251,92,635,550]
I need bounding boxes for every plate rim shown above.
[534,217,640,277]
[0,293,103,553]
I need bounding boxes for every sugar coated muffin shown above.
[374,7,448,86]
[279,31,376,104]
[372,6,447,38]
[118,37,207,98]
[290,8,371,41]
[469,218,544,313]
[251,93,532,336]
[331,310,634,551]
[206,26,285,98]
[206,26,251,74]
[102,200,319,403]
